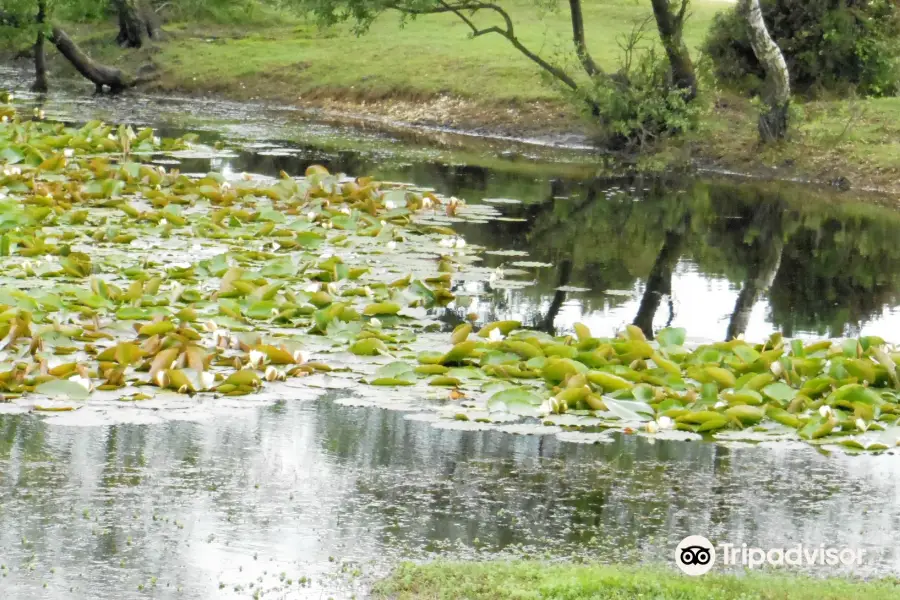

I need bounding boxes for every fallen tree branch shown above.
[49,26,141,93]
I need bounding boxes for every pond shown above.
[2,68,900,598]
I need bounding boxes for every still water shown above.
[2,70,900,599]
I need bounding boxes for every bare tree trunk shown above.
[649,0,697,101]
[737,0,790,141]
[50,26,136,93]
[31,1,48,93]
[114,0,162,48]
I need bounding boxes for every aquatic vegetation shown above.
[392,321,900,453]
[0,94,463,412]
[3,92,900,454]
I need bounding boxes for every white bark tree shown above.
[737,0,791,141]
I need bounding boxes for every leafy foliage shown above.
[582,47,701,150]
[704,0,900,97]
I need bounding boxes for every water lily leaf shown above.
[655,327,685,348]
[221,370,261,388]
[363,302,401,316]
[35,379,90,400]
[349,338,389,356]
[602,398,654,422]
[761,382,795,403]
[440,341,478,365]
[375,361,415,379]
[724,405,765,426]
[487,387,544,417]
[138,321,175,337]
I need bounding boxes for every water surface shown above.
[2,71,900,599]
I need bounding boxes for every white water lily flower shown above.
[363,286,373,298]
[292,350,307,364]
[68,374,93,393]
[63,148,74,158]
[537,399,553,417]
[819,405,834,418]
[199,372,215,391]
[249,349,266,368]
[340,207,351,216]
[159,218,168,227]
[856,418,868,432]
[152,136,161,145]
[770,360,784,377]
[265,366,285,382]
[386,241,397,250]
[213,330,230,348]
[322,221,333,230]
[645,421,659,434]
[307,211,316,221]
[384,200,396,210]
[204,320,218,332]
[1,116,7,123]
[221,181,232,190]
[439,238,454,248]
[370,318,382,328]
[714,400,727,409]
[380,220,386,226]
[454,237,466,249]
[108,133,116,140]
[487,328,504,342]
[153,370,169,388]
[658,415,674,429]
[422,197,433,208]
[304,282,320,293]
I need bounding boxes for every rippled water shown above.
[3,69,900,598]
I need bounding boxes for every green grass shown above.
[149,0,723,104]
[39,0,900,190]
[373,561,900,600]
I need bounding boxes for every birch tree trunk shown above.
[737,0,790,141]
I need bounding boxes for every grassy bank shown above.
[21,0,900,191]
[373,562,900,600]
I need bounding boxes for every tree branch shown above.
[567,0,602,78]
[388,1,581,92]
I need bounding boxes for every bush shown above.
[562,47,701,151]
[704,0,900,97]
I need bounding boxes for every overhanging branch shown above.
[388,1,581,92]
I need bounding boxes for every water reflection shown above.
[2,400,900,598]
[453,178,900,342]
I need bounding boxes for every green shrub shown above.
[704,0,900,97]
[577,48,701,151]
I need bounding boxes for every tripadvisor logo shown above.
[675,535,716,576]
[675,535,867,576]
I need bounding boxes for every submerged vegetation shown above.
[1,93,900,454]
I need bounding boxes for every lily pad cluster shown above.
[386,320,900,452]
[0,96,465,410]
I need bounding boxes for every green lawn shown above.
[42,0,900,190]
[373,561,900,600]
[150,0,725,103]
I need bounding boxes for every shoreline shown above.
[4,54,900,198]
